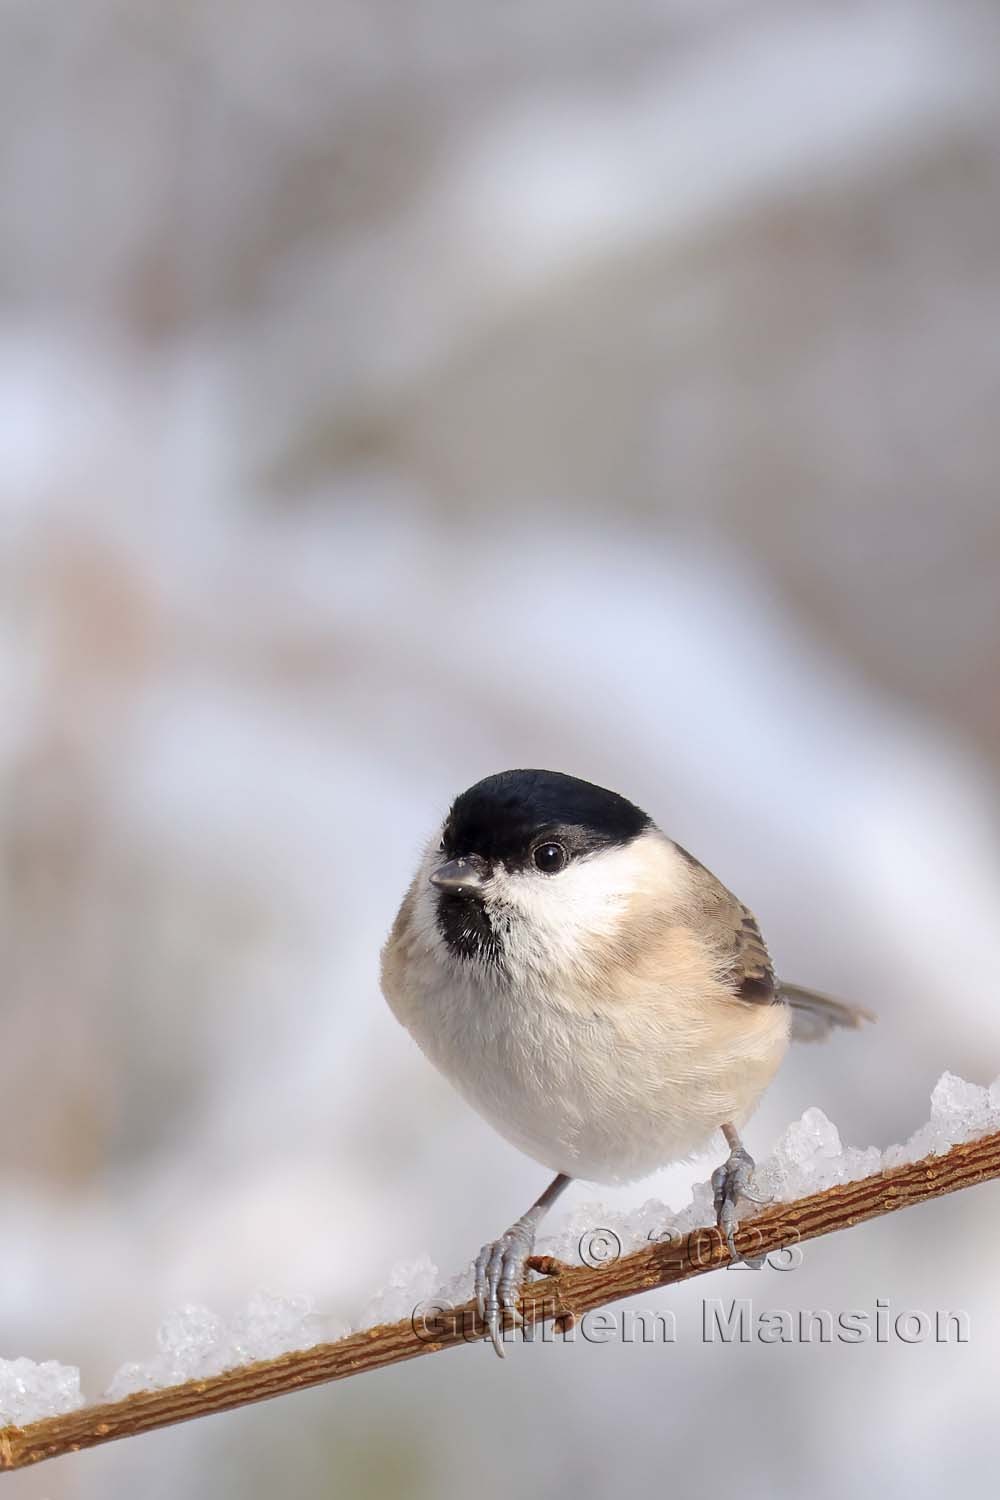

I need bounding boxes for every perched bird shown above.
[381,769,871,1355]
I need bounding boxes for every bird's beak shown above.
[430,854,489,893]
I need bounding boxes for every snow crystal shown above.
[358,1253,441,1328]
[881,1070,1000,1169]
[758,1108,883,1200]
[106,1292,340,1400]
[0,1357,84,1426]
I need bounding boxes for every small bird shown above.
[381,769,871,1355]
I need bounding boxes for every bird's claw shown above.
[473,1216,536,1357]
[712,1144,769,1268]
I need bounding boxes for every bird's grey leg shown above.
[712,1123,769,1267]
[474,1173,571,1358]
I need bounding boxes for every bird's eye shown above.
[533,841,567,874]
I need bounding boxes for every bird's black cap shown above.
[442,769,653,870]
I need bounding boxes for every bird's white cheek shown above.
[487,860,638,978]
[490,836,690,944]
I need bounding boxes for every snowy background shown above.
[2,0,1000,1494]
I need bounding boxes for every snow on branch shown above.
[3,1110,1000,1474]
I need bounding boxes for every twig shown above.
[3,1128,1000,1473]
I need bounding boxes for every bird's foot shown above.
[474,1216,537,1357]
[712,1144,769,1268]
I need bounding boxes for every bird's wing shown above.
[672,844,875,1036]
[713,900,777,1003]
[673,843,777,1004]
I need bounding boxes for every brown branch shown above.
[4,1129,1000,1473]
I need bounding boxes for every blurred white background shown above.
[2,0,1000,1495]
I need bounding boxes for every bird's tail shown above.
[780,983,876,1043]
